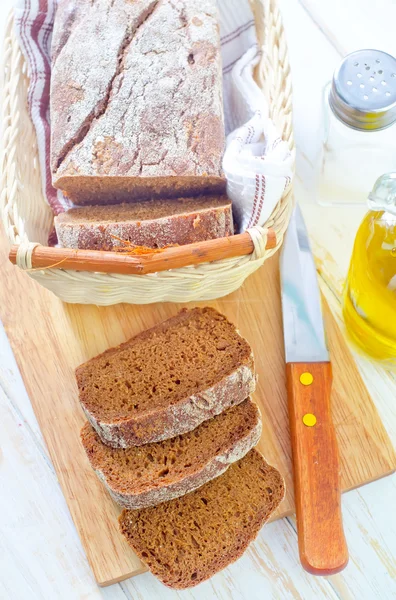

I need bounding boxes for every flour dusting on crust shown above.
[51,0,225,202]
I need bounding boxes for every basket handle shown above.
[9,229,276,275]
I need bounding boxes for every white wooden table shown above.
[1,1,395,598]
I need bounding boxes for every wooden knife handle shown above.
[286,361,349,575]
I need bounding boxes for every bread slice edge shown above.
[82,406,262,509]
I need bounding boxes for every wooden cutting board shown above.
[0,233,395,587]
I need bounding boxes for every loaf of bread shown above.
[55,196,233,250]
[51,0,226,205]
[81,399,261,509]
[76,307,256,448]
[119,450,285,589]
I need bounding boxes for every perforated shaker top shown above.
[329,49,396,131]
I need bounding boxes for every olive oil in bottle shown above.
[343,173,396,363]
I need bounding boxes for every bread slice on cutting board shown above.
[81,399,262,509]
[55,196,233,251]
[119,449,285,589]
[76,307,256,448]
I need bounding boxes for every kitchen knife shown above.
[280,204,349,575]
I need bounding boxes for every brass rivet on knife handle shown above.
[300,372,314,386]
[302,413,316,427]
[287,361,349,575]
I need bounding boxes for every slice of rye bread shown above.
[81,399,262,509]
[54,196,233,250]
[76,307,256,448]
[119,449,285,589]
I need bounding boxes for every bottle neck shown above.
[367,173,396,216]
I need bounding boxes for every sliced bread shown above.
[51,0,225,204]
[81,399,261,509]
[119,449,285,589]
[54,196,233,250]
[76,307,256,448]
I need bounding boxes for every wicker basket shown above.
[1,0,294,305]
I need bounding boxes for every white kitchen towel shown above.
[13,0,293,236]
[223,45,293,230]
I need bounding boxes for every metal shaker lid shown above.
[329,49,396,131]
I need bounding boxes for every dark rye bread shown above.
[119,449,285,589]
[51,0,225,204]
[76,307,256,447]
[81,399,261,509]
[54,196,233,251]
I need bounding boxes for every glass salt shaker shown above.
[316,49,396,206]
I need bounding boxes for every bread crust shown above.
[55,198,233,250]
[51,0,225,204]
[76,307,257,448]
[81,401,262,509]
[119,450,286,589]
[80,358,256,447]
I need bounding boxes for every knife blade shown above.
[280,204,329,364]
[280,205,348,575]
